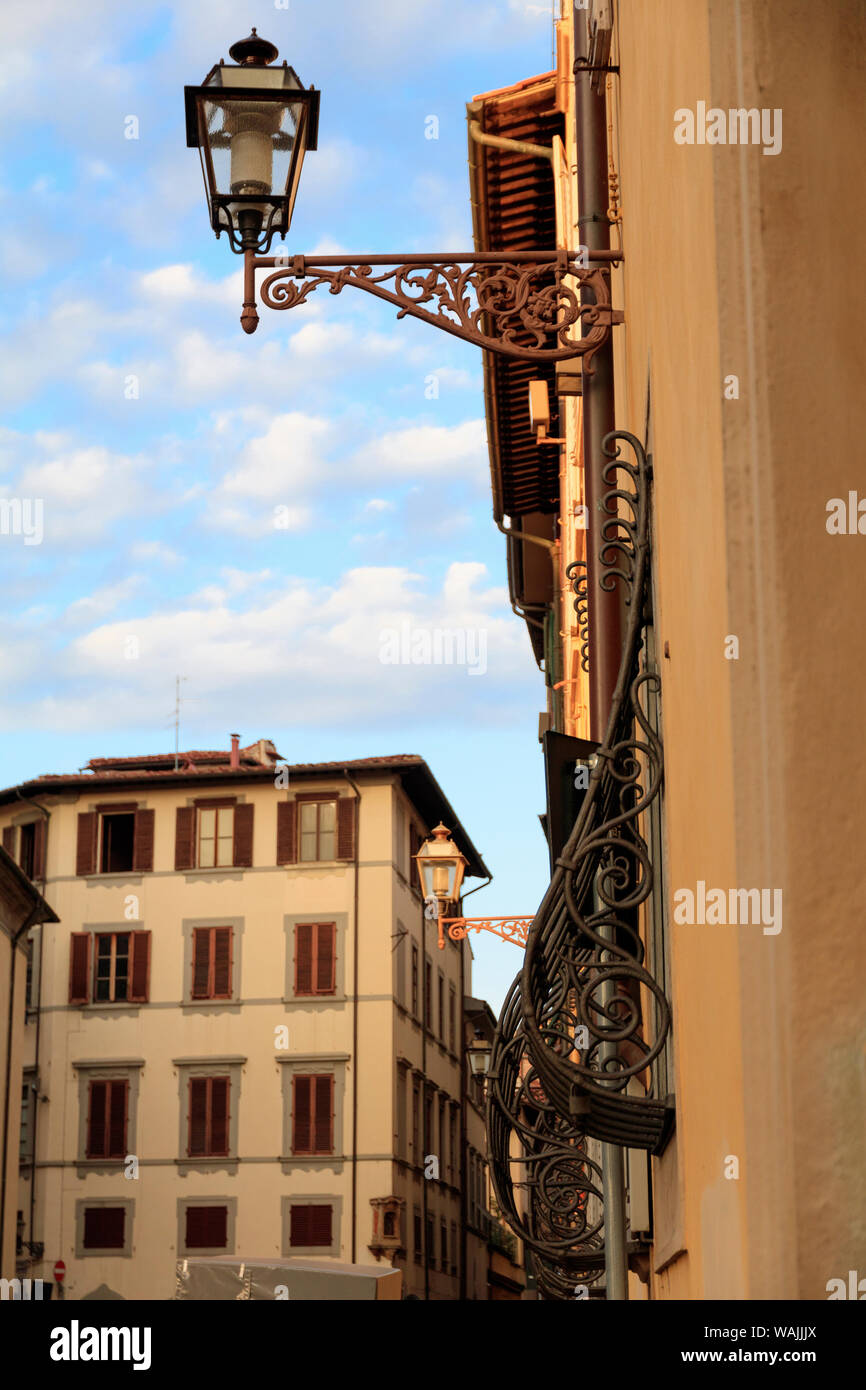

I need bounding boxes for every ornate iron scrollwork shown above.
[488,430,673,1295]
[249,252,622,365]
[566,558,590,672]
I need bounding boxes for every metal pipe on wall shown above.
[573,2,629,1301]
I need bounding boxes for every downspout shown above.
[343,770,362,1264]
[421,893,429,1301]
[0,899,41,1273]
[456,870,491,1300]
[573,4,628,1301]
[14,791,51,1263]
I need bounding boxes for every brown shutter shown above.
[32,819,46,879]
[76,812,98,876]
[186,1205,227,1249]
[84,1206,124,1250]
[188,1077,208,1156]
[175,806,196,871]
[87,1080,107,1157]
[108,1080,128,1158]
[315,923,336,994]
[314,1074,334,1153]
[290,1205,310,1246]
[191,929,211,999]
[295,923,313,995]
[69,933,91,1005]
[210,1077,229,1155]
[276,801,297,864]
[132,809,154,873]
[232,803,254,867]
[309,1205,332,1246]
[337,798,355,860]
[213,927,232,997]
[293,1075,312,1152]
[129,931,151,1003]
[409,825,420,887]
[2,825,15,857]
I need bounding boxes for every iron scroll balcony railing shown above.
[487,431,673,1292]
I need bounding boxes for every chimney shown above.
[230,733,240,769]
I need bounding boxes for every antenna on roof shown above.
[173,676,188,770]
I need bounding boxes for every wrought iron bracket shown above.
[240,249,624,364]
[438,915,534,951]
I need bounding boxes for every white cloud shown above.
[353,419,488,480]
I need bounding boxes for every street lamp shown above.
[467,1028,493,1081]
[184,28,319,254]
[414,823,467,910]
[184,33,622,346]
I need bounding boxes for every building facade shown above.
[469,0,866,1300]
[2,740,507,1299]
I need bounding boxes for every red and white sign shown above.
[53,1260,66,1283]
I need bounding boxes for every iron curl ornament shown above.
[519,430,673,1154]
[239,249,623,364]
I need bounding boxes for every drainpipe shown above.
[14,791,51,1264]
[0,899,41,1274]
[343,771,362,1264]
[574,5,628,1301]
[456,872,491,1300]
[421,896,429,1301]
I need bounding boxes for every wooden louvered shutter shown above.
[290,1205,311,1246]
[310,1204,332,1246]
[314,1075,334,1153]
[315,923,336,994]
[210,1077,229,1155]
[188,1077,208,1156]
[69,933,91,1004]
[175,806,196,871]
[186,1205,227,1249]
[87,1080,107,1157]
[76,812,98,876]
[132,809,154,873]
[295,923,313,994]
[293,1075,312,1152]
[276,801,297,864]
[32,819,46,878]
[2,826,15,856]
[337,798,355,860]
[84,1206,124,1250]
[191,929,210,999]
[108,1080,128,1157]
[129,931,151,1003]
[213,928,232,997]
[232,803,254,868]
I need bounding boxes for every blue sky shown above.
[0,0,558,1011]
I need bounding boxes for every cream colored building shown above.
[469,0,866,1300]
[2,740,505,1300]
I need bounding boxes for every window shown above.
[192,926,232,999]
[438,1097,446,1179]
[185,1205,228,1250]
[412,1078,420,1165]
[299,799,336,862]
[19,822,36,878]
[396,1069,407,1159]
[413,1208,422,1264]
[76,808,153,876]
[438,972,444,1039]
[450,1221,458,1276]
[448,984,456,1052]
[424,1086,433,1162]
[294,922,336,995]
[449,1106,458,1184]
[188,1076,230,1157]
[440,1220,448,1272]
[100,814,135,874]
[396,799,406,875]
[426,1212,435,1269]
[198,805,234,869]
[411,944,419,1017]
[290,1204,332,1248]
[19,1079,34,1162]
[69,931,150,1005]
[83,1207,125,1251]
[292,1074,334,1154]
[86,1079,128,1159]
[424,959,432,1029]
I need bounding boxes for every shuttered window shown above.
[86,1079,128,1159]
[411,945,419,1017]
[69,932,149,1004]
[197,805,234,868]
[292,1074,334,1154]
[298,799,336,862]
[185,1205,228,1250]
[83,1206,125,1250]
[294,922,336,995]
[289,1204,332,1248]
[188,1076,230,1157]
[276,801,297,864]
[413,1209,422,1264]
[191,927,233,999]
